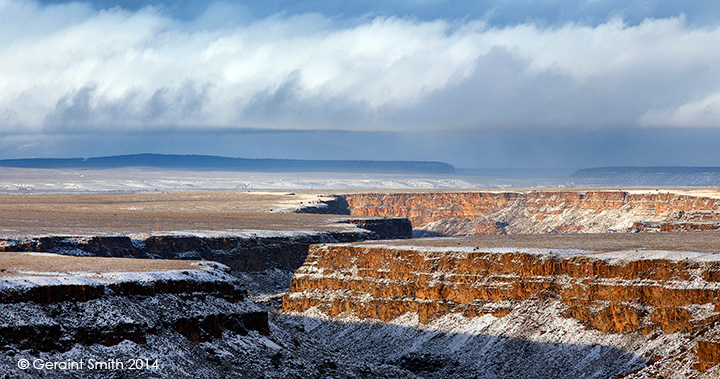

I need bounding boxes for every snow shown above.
[0,169,578,194]
[0,267,226,291]
[324,242,720,263]
[282,238,720,377]
[589,249,720,262]
[4,167,720,196]
[326,242,598,258]
[155,229,357,239]
[281,298,660,379]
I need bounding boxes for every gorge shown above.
[2,189,720,377]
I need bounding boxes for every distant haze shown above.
[0,154,454,173]
[4,128,720,171]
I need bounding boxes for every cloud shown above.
[639,91,720,128]
[2,1,720,134]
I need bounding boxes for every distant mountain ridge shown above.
[0,154,454,173]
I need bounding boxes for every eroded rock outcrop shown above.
[0,265,263,353]
[0,218,411,273]
[342,190,720,236]
[283,242,720,377]
[0,254,435,378]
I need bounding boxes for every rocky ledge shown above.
[0,252,296,378]
[0,217,411,273]
[283,240,720,378]
[0,252,266,352]
[341,190,720,236]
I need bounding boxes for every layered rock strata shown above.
[0,251,440,378]
[0,217,410,273]
[0,254,266,353]
[283,242,720,377]
[342,190,720,235]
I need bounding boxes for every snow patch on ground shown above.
[0,267,226,291]
[322,242,720,263]
[281,298,663,379]
[589,249,720,262]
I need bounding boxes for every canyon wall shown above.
[0,263,285,378]
[283,243,720,377]
[0,217,411,274]
[342,191,720,235]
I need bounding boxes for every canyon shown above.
[281,189,720,378]
[283,235,720,378]
[341,189,720,236]
[3,189,720,377]
[0,252,274,377]
[0,191,416,378]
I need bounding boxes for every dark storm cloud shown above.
[43,82,211,131]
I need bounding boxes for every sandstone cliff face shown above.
[283,243,720,377]
[342,191,720,235]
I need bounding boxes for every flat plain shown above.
[0,190,341,236]
[1,186,719,253]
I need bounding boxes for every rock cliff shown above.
[0,218,411,273]
[0,250,457,379]
[283,241,720,378]
[0,254,281,377]
[342,190,720,236]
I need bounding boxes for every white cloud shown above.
[639,91,720,128]
[1,0,720,133]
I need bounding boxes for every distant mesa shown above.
[0,154,455,174]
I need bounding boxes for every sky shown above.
[1,0,720,170]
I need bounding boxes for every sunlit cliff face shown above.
[343,190,720,236]
[283,241,720,376]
